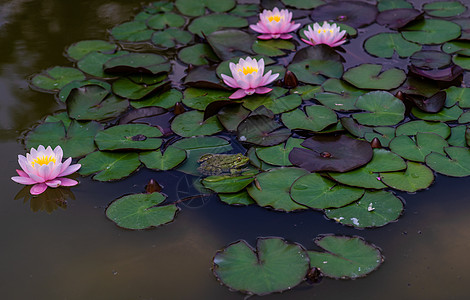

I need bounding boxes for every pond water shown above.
[1,0,470,299]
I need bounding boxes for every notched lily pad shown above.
[237,115,291,146]
[364,33,421,58]
[110,21,154,42]
[78,151,141,181]
[207,30,256,60]
[151,28,193,48]
[380,161,434,192]
[104,53,169,75]
[353,91,405,126]
[310,1,378,28]
[390,132,448,162]
[423,1,466,17]
[282,105,337,132]
[401,19,461,45]
[410,50,452,70]
[188,14,248,37]
[95,124,163,151]
[31,66,85,92]
[202,172,257,193]
[176,0,236,16]
[425,146,470,177]
[171,110,224,137]
[140,146,187,171]
[396,120,450,138]
[66,40,117,61]
[343,64,406,90]
[376,8,423,29]
[106,193,179,230]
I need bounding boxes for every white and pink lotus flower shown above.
[302,21,347,47]
[221,57,279,99]
[250,7,300,40]
[11,145,81,195]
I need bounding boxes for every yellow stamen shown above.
[238,66,258,75]
[268,15,282,22]
[31,155,56,167]
[317,29,322,34]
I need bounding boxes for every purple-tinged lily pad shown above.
[237,115,290,146]
[376,8,423,29]
[289,135,373,173]
[423,1,466,18]
[409,65,463,82]
[207,30,255,61]
[410,50,452,70]
[103,53,170,75]
[310,1,378,28]
[184,65,228,90]
[406,91,446,113]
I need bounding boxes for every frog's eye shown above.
[237,157,242,161]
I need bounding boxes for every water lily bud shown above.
[174,102,186,115]
[146,179,162,193]
[370,137,382,149]
[284,70,298,88]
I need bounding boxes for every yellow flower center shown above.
[317,29,334,34]
[31,155,56,167]
[267,15,282,22]
[239,66,258,75]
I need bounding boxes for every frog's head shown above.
[233,154,250,168]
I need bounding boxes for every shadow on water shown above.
[1,0,470,299]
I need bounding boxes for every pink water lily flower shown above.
[301,21,347,47]
[11,145,81,195]
[221,57,279,99]
[250,7,300,39]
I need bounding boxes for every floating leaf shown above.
[78,151,141,181]
[376,8,422,28]
[423,1,466,17]
[146,13,185,29]
[389,133,448,162]
[282,105,337,132]
[399,76,440,97]
[396,120,450,138]
[453,18,470,40]
[291,85,322,100]
[281,0,324,9]
[106,193,179,230]
[380,161,434,192]
[58,79,111,102]
[425,146,470,177]
[447,125,468,146]
[290,173,364,209]
[324,190,403,228]
[252,40,295,57]
[110,21,153,42]
[255,138,304,166]
[25,121,102,158]
[217,104,251,131]
[310,1,378,28]
[247,168,308,211]
[289,135,373,173]
[95,124,163,151]
[364,33,421,58]
[171,110,223,137]
[66,40,117,61]
[176,0,235,16]
[178,44,220,66]
[308,235,383,279]
[188,14,248,37]
[237,115,291,146]
[112,76,168,100]
[409,65,463,81]
[31,66,85,91]
[213,238,310,295]
[314,79,365,111]
[442,41,470,56]
[77,51,129,78]
[104,53,169,75]
[453,55,470,70]
[241,88,300,114]
[343,64,406,90]
[412,105,463,122]
[182,88,231,110]
[288,59,343,85]
[230,4,259,17]
[131,89,182,109]
[140,146,187,171]
[202,172,256,193]
[401,19,461,45]
[218,190,255,206]
[410,50,451,69]
[353,91,405,126]
[151,28,193,48]
[377,0,413,12]
[459,111,470,124]
[207,30,255,60]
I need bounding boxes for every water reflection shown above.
[14,185,75,213]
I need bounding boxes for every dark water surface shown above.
[1,1,470,299]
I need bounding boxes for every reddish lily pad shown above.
[237,115,290,146]
[410,50,452,69]
[310,1,378,28]
[409,65,463,82]
[376,8,423,29]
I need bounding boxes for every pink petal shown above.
[58,178,79,187]
[301,38,315,46]
[255,87,272,94]
[221,74,239,88]
[58,163,81,177]
[45,179,61,188]
[30,183,47,195]
[257,34,273,40]
[18,155,29,173]
[11,176,37,185]
[16,169,29,177]
[229,89,249,99]
[280,34,293,39]
[249,24,264,34]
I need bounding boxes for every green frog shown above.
[197,153,250,176]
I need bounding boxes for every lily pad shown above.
[282,105,337,132]
[241,88,300,114]
[325,190,403,228]
[25,120,102,158]
[291,85,322,100]
[395,120,451,138]
[459,111,470,124]
[218,190,255,206]
[255,138,304,166]
[207,30,256,60]
[66,85,129,121]
[77,51,129,78]
[411,105,463,122]
[442,41,470,56]
[288,59,343,85]
[308,235,383,279]
[217,104,251,132]
[425,146,470,177]
[377,0,413,12]
[409,65,463,81]
[246,168,308,211]
[202,172,256,193]
[343,64,406,90]
[106,193,179,230]
[66,40,117,61]
[184,65,227,89]
[353,91,405,126]
[140,146,187,171]
[78,151,141,181]
[110,21,154,42]
[176,0,235,16]
[146,13,185,30]
[380,161,434,192]
[58,79,111,102]
[213,238,310,295]
[188,14,248,37]
[281,0,324,9]
[171,110,223,137]
[399,76,440,97]
[453,55,470,70]
[31,66,85,91]
[401,19,461,45]
[95,124,163,151]
[289,135,373,173]
[376,8,422,29]
[364,127,396,147]
[178,44,219,66]
[151,28,193,48]
[183,88,231,110]
[423,1,466,17]
[389,132,448,162]
[314,79,365,111]
[290,173,364,209]
[310,1,378,28]
[131,89,182,109]
[410,50,452,69]
[252,40,295,57]
[447,125,468,146]
[103,53,169,75]
[453,18,470,40]
[364,33,421,58]
[237,115,291,146]
[230,4,258,17]
[112,76,168,100]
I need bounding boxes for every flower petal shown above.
[45,179,62,188]
[229,89,249,99]
[221,74,239,88]
[11,176,37,185]
[58,163,81,177]
[58,178,79,187]
[30,183,48,195]
[255,87,272,94]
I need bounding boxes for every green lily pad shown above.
[103,53,169,75]
[364,127,396,147]
[178,44,219,66]
[425,146,470,177]
[112,76,168,100]
[453,55,470,70]
[411,105,463,122]
[66,85,129,121]
[401,19,461,45]
[44,112,72,127]
[314,79,365,111]
[183,88,231,110]
[144,1,174,13]
[255,138,304,166]
[202,172,256,193]
[230,4,258,17]
[377,0,413,11]
[78,151,141,181]
[151,28,193,48]
[400,76,440,97]
[31,66,85,91]
[282,105,337,132]
[343,64,406,90]
[217,104,251,131]
[448,125,468,147]
[445,87,470,108]
[310,1,378,28]
[213,238,310,295]
[171,110,223,137]
[77,51,129,78]
[453,18,470,39]
[176,0,235,16]
[390,133,448,162]
[95,124,163,151]
[110,21,153,42]
[140,146,187,171]
[458,111,470,124]
[146,13,185,30]
[207,30,256,61]
[329,149,406,189]
[410,50,452,69]
[288,59,343,85]
[291,85,322,100]
[237,115,291,146]
[282,0,324,9]
[131,89,182,109]
[66,40,117,61]
[423,1,466,17]
[241,88,300,114]
[324,190,403,228]
[106,193,179,230]
[353,91,405,126]
[442,41,470,57]
[340,117,374,138]
[188,14,248,37]
[380,161,434,192]
[290,173,364,209]
[395,120,450,138]
[247,168,308,211]
[58,79,111,102]
[218,190,255,206]
[25,120,103,158]
[364,33,421,58]
[252,40,295,57]
[308,235,383,279]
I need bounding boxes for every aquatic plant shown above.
[301,21,347,47]
[249,7,300,40]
